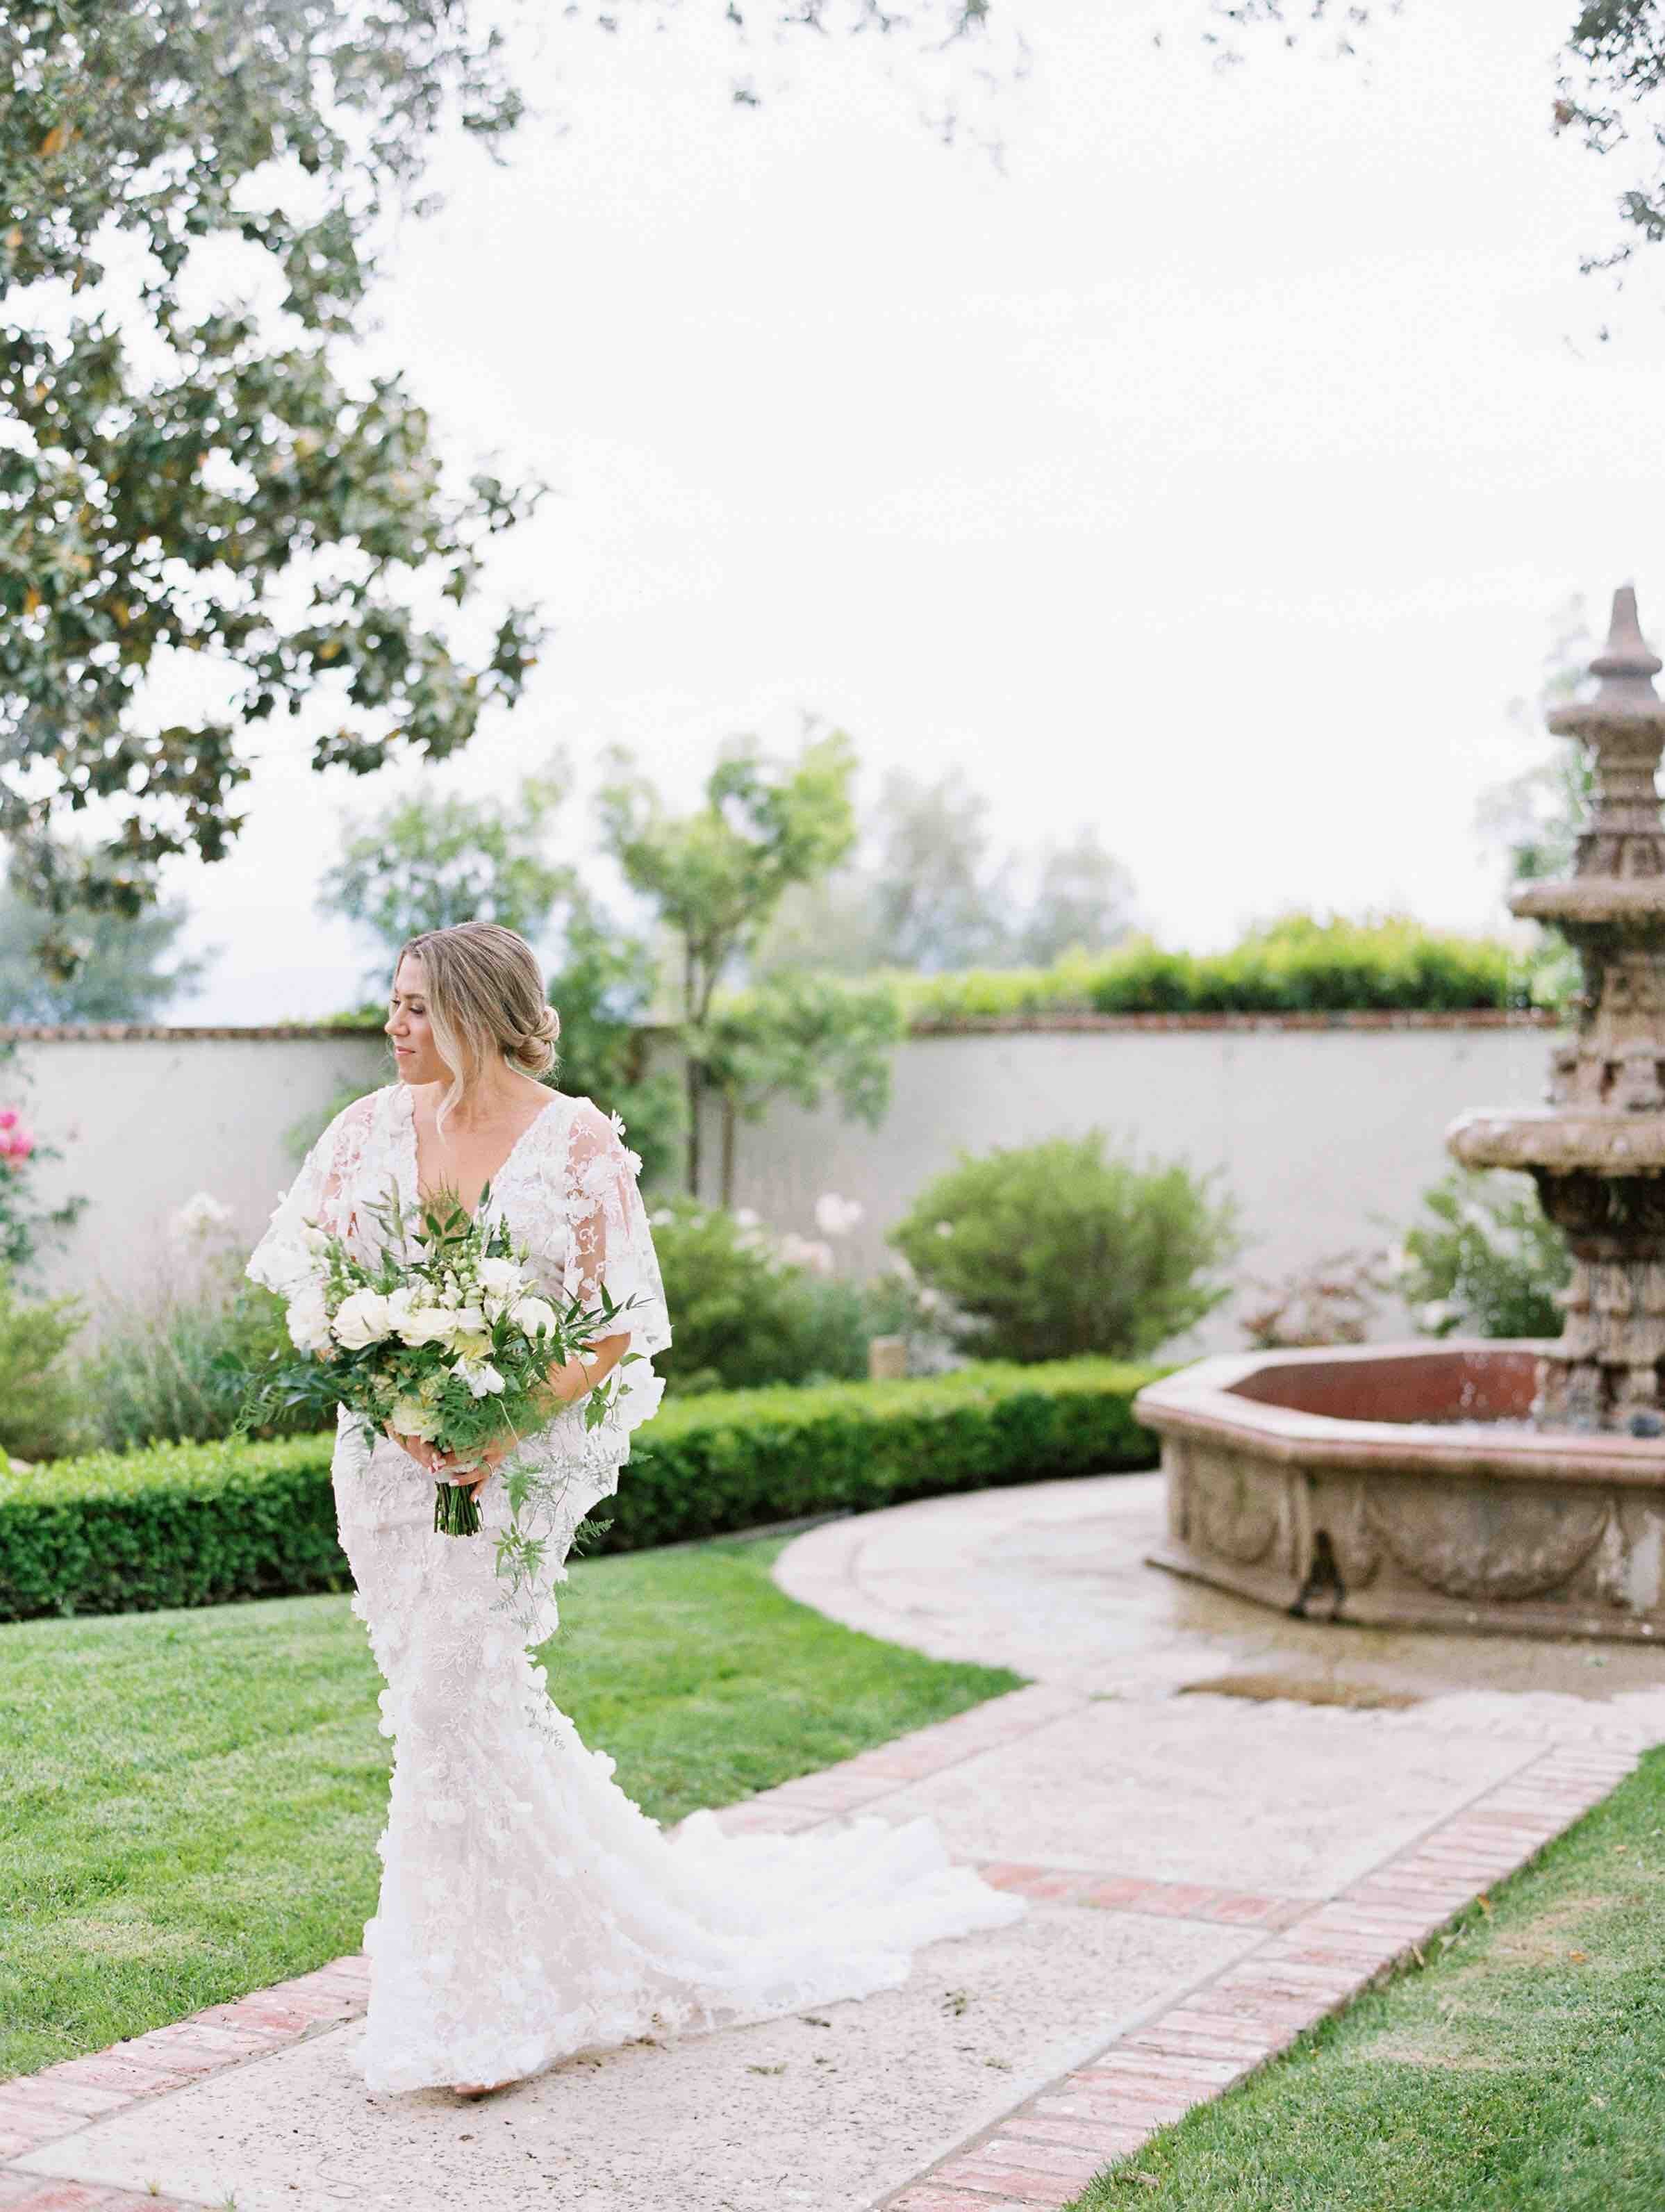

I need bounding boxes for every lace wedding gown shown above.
[247,1082,1023,2095]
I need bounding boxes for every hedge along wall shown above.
[0,1359,1163,1622]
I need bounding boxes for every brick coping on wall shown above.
[0,1681,1634,2212]
[0,1009,1557,1046]
[0,1024,390,1042]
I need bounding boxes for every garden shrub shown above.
[78,1203,318,1451]
[0,1268,88,1464]
[0,1357,1163,1620]
[888,1134,1239,1362]
[81,1277,306,1452]
[1388,1169,1570,1340]
[649,1198,948,1393]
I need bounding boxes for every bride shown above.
[247,920,1022,2100]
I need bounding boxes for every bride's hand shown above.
[435,1435,513,1505]
[383,1421,449,1478]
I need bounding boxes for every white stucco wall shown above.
[4,1028,390,1312]
[691,1019,1557,1354]
[4,1017,1557,1355]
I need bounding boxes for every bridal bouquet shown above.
[249,1185,640,1540]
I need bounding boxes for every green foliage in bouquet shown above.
[247,1183,640,1571]
[1389,1169,1571,1342]
[888,1133,1240,1362]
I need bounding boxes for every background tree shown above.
[0,846,210,1021]
[697,972,904,1206]
[1473,600,1599,1012]
[1474,602,1598,892]
[1,0,543,966]
[1013,826,1137,966]
[863,768,1020,972]
[312,774,683,1182]
[599,730,859,1194]
[1,0,1017,968]
[317,768,574,984]
[756,766,1138,977]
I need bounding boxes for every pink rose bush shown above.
[0,1109,36,1169]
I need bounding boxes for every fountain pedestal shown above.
[1141,587,1665,1642]
[1451,585,1665,1428]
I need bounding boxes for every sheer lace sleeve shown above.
[246,1089,383,1296]
[559,1096,673,1440]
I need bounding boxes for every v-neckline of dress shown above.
[398,1084,566,1225]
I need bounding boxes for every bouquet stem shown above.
[433,1480,482,1538]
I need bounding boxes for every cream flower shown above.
[512,1295,559,1341]
[331,1289,395,1350]
[479,1256,526,1298]
[285,1286,333,1355]
[390,1397,440,1440]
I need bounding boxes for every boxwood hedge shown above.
[0,1357,1162,1621]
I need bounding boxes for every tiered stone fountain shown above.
[1137,586,1665,1642]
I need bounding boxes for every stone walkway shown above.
[4,1474,1660,2212]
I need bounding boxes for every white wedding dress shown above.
[247,1082,1022,2095]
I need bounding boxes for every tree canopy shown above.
[0,873,207,1023]
[1,0,1016,973]
[1209,1,1665,281]
[317,766,574,976]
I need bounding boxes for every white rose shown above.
[438,1305,487,1349]
[389,1397,440,1440]
[390,1296,454,1347]
[331,1289,395,1350]
[477,1257,527,1319]
[512,1295,559,1341]
[256,1239,321,1298]
[285,1287,333,1355]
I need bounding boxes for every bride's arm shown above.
[441,1098,670,1493]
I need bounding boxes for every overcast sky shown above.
[155,0,1664,1022]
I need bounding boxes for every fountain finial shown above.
[1587,584,1662,709]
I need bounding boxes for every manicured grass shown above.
[0,1535,1021,2081]
[1072,1747,1665,2212]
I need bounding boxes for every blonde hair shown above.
[395,923,561,1130]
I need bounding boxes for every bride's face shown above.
[386,957,448,1087]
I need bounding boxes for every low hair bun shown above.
[510,1002,561,1078]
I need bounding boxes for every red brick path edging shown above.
[0,1694,1639,2212]
[880,1740,1641,2211]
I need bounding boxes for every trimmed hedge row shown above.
[889,917,1554,1023]
[0,1358,1163,1622]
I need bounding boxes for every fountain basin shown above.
[1136,1342,1665,1642]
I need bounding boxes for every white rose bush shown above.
[246,1184,640,1540]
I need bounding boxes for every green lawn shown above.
[0,1534,1020,2081]
[1074,1747,1665,2212]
